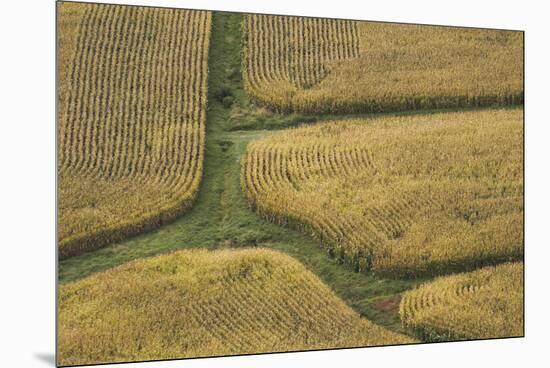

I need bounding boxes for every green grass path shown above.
[59,12,428,334]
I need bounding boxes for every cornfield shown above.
[399,262,523,341]
[242,14,523,114]
[57,4,524,362]
[58,3,212,258]
[58,248,414,366]
[242,108,523,277]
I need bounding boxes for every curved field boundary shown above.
[242,109,524,277]
[58,3,212,258]
[58,248,415,366]
[242,14,359,109]
[399,262,523,341]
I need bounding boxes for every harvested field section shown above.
[242,108,523,277]
[58,3,212,258]
[58,248,414,366]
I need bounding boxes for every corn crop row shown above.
[400,262,523,341]
[242,15,523,114]
[58,248,414,366]
[242,14,359,112]
[58,3,212,258]
[241,109,524,277]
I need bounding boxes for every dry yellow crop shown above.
[400,262,523,341]
[242,108,523,277]
[58,3,211,258]
[58,248,414,366]
[243,15,523,113]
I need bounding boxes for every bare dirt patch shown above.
[373,295,402,313]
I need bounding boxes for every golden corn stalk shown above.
[400,262,523,341]
[243,14,523,113]
[58,248,414,366]
[58,3,211,258]
[242,108,523,277]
